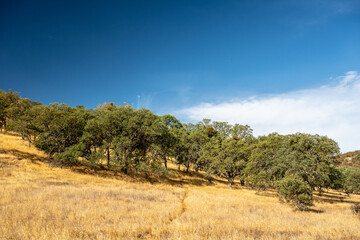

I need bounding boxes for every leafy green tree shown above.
[198,136,220,182]
[210,138,249,188]
[122,108,163,172]
[54,143,84,166]
[281,134,340,191]
[246,133,341,200]
[200,123,251,188]
[0,90,10,132]
[152,115,181,169]
[161,114,182,129]
[35,104,89,164]
[7,104,44,147]
[341,167,360,194]
[186,127,208,172]
[170,127,188,170]
[277,176,313,210]
[0,90,32,134]
[84,103,120,167]
[212,121,232,140]
[231,124,254,142]
[245,133,286,188]
[327,166,345,190]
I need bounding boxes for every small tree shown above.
[277,176,313,210]
[206,138,248,188]
[341,167,360,194]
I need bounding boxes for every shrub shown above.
[341,167,360,194]
[53,144,83,167]
[328,166,345,190]
[248,172,272,191]
[277,176,313,210]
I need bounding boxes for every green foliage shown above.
[246,172,272,190]
[245,133,340,192]
[0,90,19,130]
[341,167,360,194]
[161,114,182,129]
[277,176,313,210]
[212,121,232,140]
[135,160,169,176]
[87,152,104,166]
[54,144,83,166]
[231,124,254,142]
[282,134,340,190]
[202,136,251,188]
[244,133,286,188]
[3,89,359,195]
[327,166,344,190]
[77,104,170,174]
[34,104,90,157]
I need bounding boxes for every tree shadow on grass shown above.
[68,163,230,187]
[313,191,360,205]
[303,208,324,213]
[0,148,47,164]
[254,189,279,198]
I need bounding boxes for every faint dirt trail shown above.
[167,188,188,223]
[139,188,189,239]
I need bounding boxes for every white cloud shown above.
[178,71,360,153]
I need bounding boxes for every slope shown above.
[0,133,359,240]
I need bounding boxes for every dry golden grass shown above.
[1,132,359,239]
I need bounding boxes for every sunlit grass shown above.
[1,132,359,239]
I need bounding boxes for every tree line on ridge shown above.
[1,89,360,210]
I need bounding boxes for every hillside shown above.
[337,150,360,168]
[1,133,360,240]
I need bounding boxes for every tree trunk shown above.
[240,179,245,186]
[27,135,31,148]
[107,147,110,167]
[122,150,128,174]
[163,155,167,169]
[228,173,234,189]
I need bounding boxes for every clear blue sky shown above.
[1,0,359,117]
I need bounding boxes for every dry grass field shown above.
[1,132,359,239]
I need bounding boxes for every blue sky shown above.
[1,0,359,151]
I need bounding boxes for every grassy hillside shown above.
[337,150,360,168]
[1,133,359,240]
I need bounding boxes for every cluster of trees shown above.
[1,89,360,210]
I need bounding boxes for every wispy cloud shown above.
[178,71,360,152]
